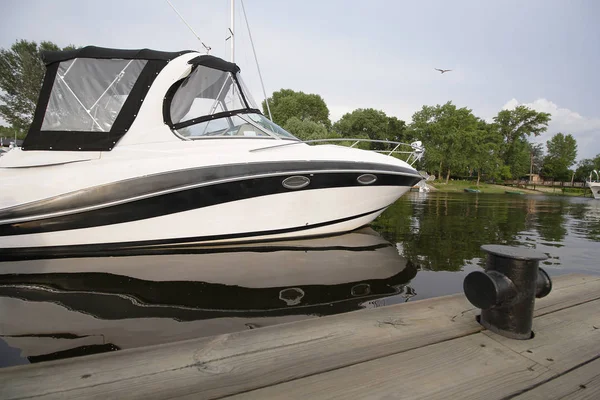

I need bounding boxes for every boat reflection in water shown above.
[0,228,417,366]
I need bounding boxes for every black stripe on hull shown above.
[0,161,419,221]
[0,207,388,260]
[0,172,420,237]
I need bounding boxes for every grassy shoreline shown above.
[428,180,590,197]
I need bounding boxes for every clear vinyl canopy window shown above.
[170,66,256,125]
[41,58,147,132]
[169,65,297,140]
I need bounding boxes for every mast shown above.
[230,0,235,62]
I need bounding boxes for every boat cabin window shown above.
[168,64,298,140]
[41,59,147,132]
[170,66,254,125]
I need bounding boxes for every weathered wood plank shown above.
[0,295,482,400]
[0,274,598,400]
[483,298,600,374]
[224,299,600,400]
[225,332,555,400]
[512,358,600,399]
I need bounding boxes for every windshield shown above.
[169,64,298,140]
[244,114,298,140]
[170,66,257,125]
[176,113,299,140]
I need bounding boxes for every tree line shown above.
[263,89,597,184]
[1,39,597,183]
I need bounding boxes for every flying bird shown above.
[435,68,452,74]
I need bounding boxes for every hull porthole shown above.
[282,175,310,190]
[357,174,377,185]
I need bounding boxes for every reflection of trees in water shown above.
[373,194,600,272]
[372,194,529,272]
[534,199,600,243]
[569,201,600,242]
[535,201,567,243]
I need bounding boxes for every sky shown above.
[1,0,599,159]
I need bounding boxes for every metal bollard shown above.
[463,245,552,340]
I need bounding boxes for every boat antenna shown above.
[165,0,211,54]
[240,0,273,121]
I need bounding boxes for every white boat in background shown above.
[0,46,423,256]
[588,170,600,200]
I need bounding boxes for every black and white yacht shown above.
[0,46,423,254]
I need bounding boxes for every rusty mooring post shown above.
[463,245,552,339]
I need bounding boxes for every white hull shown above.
[0,186,404,250]
[588,182,600,200]
[1,141,420,254]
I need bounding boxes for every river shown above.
[1,192,599,368]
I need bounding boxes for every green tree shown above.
[493,106,551,177]
[574,155,600,181]
[262,89,331,129]
[470,119,503,185]
[332,108,409,151]
[410,102,479,183]
[0,40,76,133]
[0,125,25,141]
[283,117,334,141]
[542,133,578,180]
[528,142,545,176]
[505,138,533,178]
[411,104,444,178]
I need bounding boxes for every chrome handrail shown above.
[250,138,425,166]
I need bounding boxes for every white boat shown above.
[0,228,417,363]
[0,46,423,255]
[587,170,600,200]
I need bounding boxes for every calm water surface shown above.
[1,192,599,368]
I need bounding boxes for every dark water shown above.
[1,192,599,368]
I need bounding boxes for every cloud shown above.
[501,98,600,160]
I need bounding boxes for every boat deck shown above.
[1,273,599,400]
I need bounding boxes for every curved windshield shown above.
[168,63,298,140]
[244,113,298,140]
[170,66,257,125]
[176,113,299,140]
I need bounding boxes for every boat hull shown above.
[1,141,422,255]
[588,182,600,200]
[0,179,416,255]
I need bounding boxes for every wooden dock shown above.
[1,273,599,400]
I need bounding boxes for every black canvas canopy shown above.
[23,47,199,152]
[23,46,248,152]
[188,55,240,74]
[42,46,194,65]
